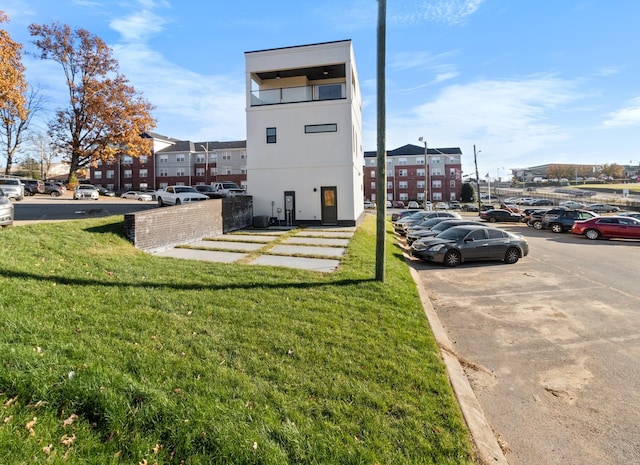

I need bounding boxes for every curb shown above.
[408,265,509,465]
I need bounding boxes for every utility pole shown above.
[473,145,482,215]
[375,0,386,282]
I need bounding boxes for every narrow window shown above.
[305,123,337,134]
[266,127,277,144]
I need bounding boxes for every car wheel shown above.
[175,199,181,205]
[585,229,600,240]
[551,223,564,233]
[504,247,520,264]
[50,191,60,197]
[443,250,461,267]
[157,197,164,207]
[489,217,497,223]
[532,221,543,230]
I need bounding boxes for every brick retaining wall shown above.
[124,196,253,252]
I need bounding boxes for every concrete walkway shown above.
[152,226,355,273]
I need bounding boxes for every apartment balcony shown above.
[250,83,345,106]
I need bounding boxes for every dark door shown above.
[321,187,338,225]
[284,191,295,226]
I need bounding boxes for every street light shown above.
[418,137,429,209]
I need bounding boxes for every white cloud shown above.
[603,98,640,128]
[391,0,485,26]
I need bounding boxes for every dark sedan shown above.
[480,209,522,223]
[406,219,485,245]
[410,225,529,267]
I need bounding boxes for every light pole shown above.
[200,143,210,185]
[418,137,429,209]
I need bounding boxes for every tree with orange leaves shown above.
[0,11,29,174]
[28,22,156,182]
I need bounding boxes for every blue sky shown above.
[3,0,640,180]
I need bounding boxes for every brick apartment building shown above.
[87,132,247,193]
[364,144,463,204]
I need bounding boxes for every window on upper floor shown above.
[124,170,132,178]
[159,155,168,163]
[176,154,186,163]
[139,169,148,178]
[122,156,133,165]
[397,158,407,165]
[196,154,205,163]
[398,169,407,177]
[139,155,148,163]
[399,181,408,189]
[316,83,343,100]
[305,123,337,133]
[370,169,376,178]
[266,127,277,144]
[94,171,102,179]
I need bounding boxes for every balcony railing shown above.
[251,83,345,106]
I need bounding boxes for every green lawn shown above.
[0,216,476,464]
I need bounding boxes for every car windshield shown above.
[175,187,198,193]
[432,221,462,233]
[436,227,473,241]
[1,179,19,185]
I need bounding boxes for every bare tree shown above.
[28,22,156,182]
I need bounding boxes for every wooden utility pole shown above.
[375,0,386,282]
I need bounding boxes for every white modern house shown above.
[245,40,364,226]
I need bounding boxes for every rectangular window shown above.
[433,180,442,188]
[399,181,408,189]
[317,84,343,100]
[139,169,148,178]
[450,180,456,188]
[397,158,407,165]
[417,168,425,177]
[195,168,205,176]
[399,193,409,201]
[176,168,186,176]
[94,171,102,179]
[387,182,393,189]
[305,123,337,133]
[176,154,186,163]
[122,156,133,165]
[370,169,376,178]
[196,154,205,163]
[124,183,132,191]
[417,180,425,188]
[159,155,168,163]
[418,157,425,165]
[124,170,132,179]
[266,127,277,144]
[139,155,148,163]
[398,169,407,177]
[159,168,168,177]
[210,153,217,162]
[211,168,217,176]
[106,170,114,179]
[140,183,148,190]
[370,182,376,189]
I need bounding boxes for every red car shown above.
[571,216,640,240]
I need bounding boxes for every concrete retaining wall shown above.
[124,196,253,251]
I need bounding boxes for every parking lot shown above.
[405,217,640,465]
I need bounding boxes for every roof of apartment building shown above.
[155,140,247,154]
[364,144,462,158]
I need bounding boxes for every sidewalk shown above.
[151,226,356,273]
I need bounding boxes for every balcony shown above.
[251,83,345,106]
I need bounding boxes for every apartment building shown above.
[88,132,247,192]
[245,40,363,226]
[364,144,463,204]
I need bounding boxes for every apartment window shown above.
[432,168,443,176]
[225,167,232,175]
[195,168,205,176]
[370,169,376,178]
[139,169,148,178]
[433,180,442,188]
[266,127,277,144]
[159,168,168,177]
[317,83,343,100]
[305,123,337,133]
[124,170,132,179]
[106,170,114,179]
[450,180,456,188]
[196,154,205,163]
[159,182,168,189]
[399,193,409,201]
[417,180,425,188]
[210,153,217,162]
[369,159,376,166]
[433,157,441,164]
[176,154,186,163]
[124,183,132,191]
[399,181,408,189]
[122,156,133,164]
[398,169,407,177]
[397,158,407,165]
[139,155,148,163]
[176,168,186,176]
[211,168,217,176]
[450,168,457,176]
[159,155,168,163]
[94,171,102,179]
[418,157,425,165]
[370,182,376,190]
[106,184,114,191]
[418,192,425,201]
[222,153,231,161]
[387,182,393,189]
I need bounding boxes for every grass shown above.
[0,216,476,464]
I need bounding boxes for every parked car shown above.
[73,184,99,200]
[44,181,66,197]
[395,211,461,235]
[410,225,529,267]
[391,209,420,223]
[530,198,554,206]
[0,187,14,226]
[121,190,153,201]
[540,208,598,233]
[571,216,640,240]
[435,202,449,210]
[21,179,45,196]
[406,219,485,245]
[559,200,585,209]
[363,200,376,209]
[480,209,522,223]
[156,186,209,206]
[405,217,455,245]
[193,184,225,199]
[385,200,392,208]
[0,177,24,201]
[393,201,405,209]
[523,208,555,229]
[619,211,640,220]
[407,201,419,209]
[97,187,116,197]
[462,204,479,212]
[448,201,461,210]
[585,203,619,213]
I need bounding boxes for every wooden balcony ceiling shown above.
[257,64,345,82]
